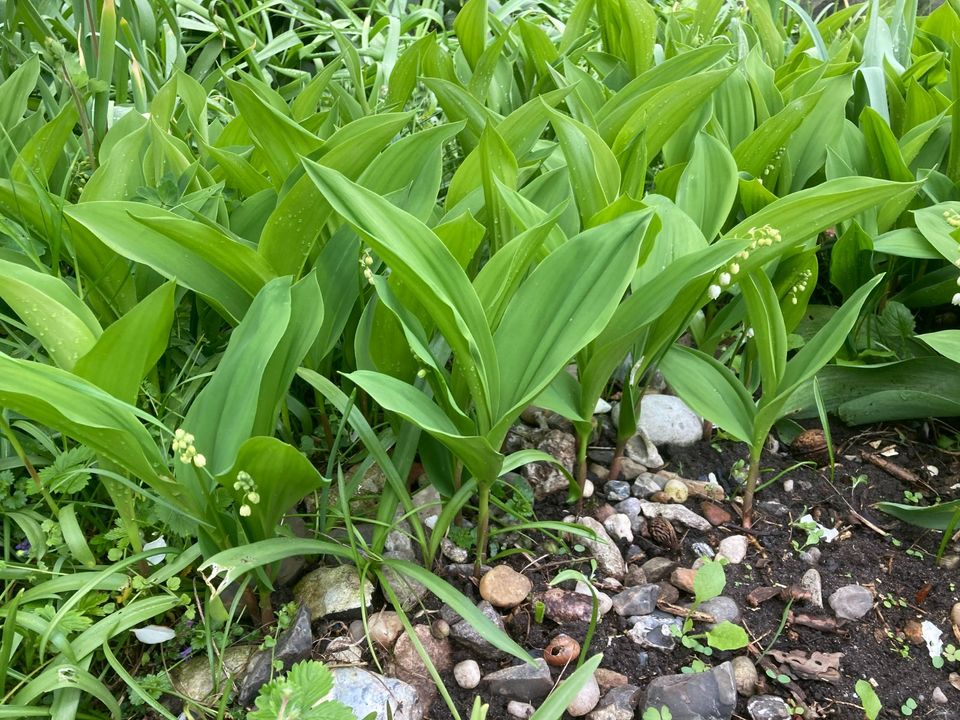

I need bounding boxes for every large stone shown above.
[828,585,873,621]
[484,658,555,702]
[480,565,533,609]
[638,394,703,447]
[566,516,626,580]
[542,588,595,624]
[294,565,373,620]
[641,557,677,583]
[699,596,741,627]
[612,584,659,616]
[589,685,642,720]
[331,667,423,720]
[239,604,313,705]
[392,624,452,705]
[642,662,737,720]
[624,431,664,468]
[639,501,711,531]
[448,601,507,658]
[520,429,576,498]
[568,672,601,716]
[717,535,748,564]
[172,645,256,703]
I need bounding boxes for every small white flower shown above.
[952,293,960,306]
[708,284,722,300]
[192,453,206,469]
[239,504,252,517]
[133,625,176,644]
[416,368,427,378]
[719,272,731,286]
[791,297,798,305]
[246,491,260,505]
[745,327,755,338]
[729,263,740,274]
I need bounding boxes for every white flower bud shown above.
[719,272,731,286]
[729,263,740,274]
[193,454,206,469]
[953,293,960,306]
[246,492,260,505]
[239,504,252,517]
[708,284,721,300]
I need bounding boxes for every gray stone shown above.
[484,658,554,702]
[717,535,748,564]
[615,497,644,518]
[700,596,741,627]
[589,684,642,720]
[412,484,442,524]
[566,516,626,580]
[625,432,664,469]
[759,500,789,517]
[606,480,632,502]
[692,542,715,559]
[331,667,423,720]
[747,695,791,720]
[643,661,737,720]
[641,558,677,583]
[828,584,873,620]
[449,601,506,659]
[639,501,711,531]
[626,612,682,650]
[632,473,664,498]
[731,656,758,697]
[521,429,576,498]
[575,581,614,616]
[440,537,469,563]
[239,604,313,705]
[454,659,481,689]
[294,565,374,620]
[938,554,960,570]
[932,687,948,704]
[619,457,648,480]
[172,645,256,703]
[798,547,821,565]
[638,394,703,447]
[800,569,823,608]
[568,673,601,716]
[612,584,659,616]
[604,513,634,543]
[391,624,452,703]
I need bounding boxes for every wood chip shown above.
[861,452,921,485]
[656,600,715,623]
[747,586,782,607]
[788,612,845,634]
[768,649,843,683]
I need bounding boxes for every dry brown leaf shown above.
[768,649,843,683]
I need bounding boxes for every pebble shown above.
[294,565,374,621]
[625,431,664,467]
[507,701,535,718]
[798,547,821,565]
[657,581,680,605]
[800,569,823,608]
[932,687,948,704]
[542,588,595,624]
[612,584,660,616]
[484,658,555,702]
[639,500,711,531]
[604,513,634,543]
[595,504,616,523]
[575,581,614,615]
[606,480,632,502]
[782,478,794,494]
[440,537,469,563]
[391,625,452,702]
[327,636,362,664]
[670,567,697,594]
[747,695,791,720]
[718,535,748,564]
[632,473,663,498]
[479,565,533,609]
[583,478,594,498]
[952,602,960,627]
[590,463,609,481]
[759,500,789,517]
[643,661,737,720]
[828,584,874,620]
[331,667,423,720]
[567,673,601,716]
[447,601,506,658]
[692,542,715,558]
[595,668,629,690]
[619,457,647,480]
[637,394,703,447]
[700,596,741,626]
[367,610,404,647]
[731,656,758,697]
[565,516,626,580]
[624,564,647,586]
[588,684,642,720]
[454,659,481,689]
[641,557,677,583]
[701,502,732,526]
[938,554,960,570]
[172,645,256,703]
[627,612,682,650]
[662,478,690,503]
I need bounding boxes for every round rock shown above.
[638,394,703,447]
[507,701,535,718]
[731,655,758,697]
[718,535,748,564]
[480,565,533,608]
[453,659,481,689]
[828,584,874,621]
[567,672,601,716]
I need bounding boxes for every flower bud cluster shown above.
[233,471,260,517]
[787,268,813,305]
[360,249,376,285]
[172,429,206,468]
[943,209,960,228]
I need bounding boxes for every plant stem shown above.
[474,482,490,577]
[607,436,627,482]
[742,448,762,529]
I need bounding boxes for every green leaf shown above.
[677,133,738,240]
[302,162,499,429]
[73,282,175,403]
[0,259,102,369]
[453,0,488,70]
[200,538,353,589]
[874,500,960,530]
[855,679,883,720]
[528,654,604,720]
[693,559,726,605]
[917,330,960,363]
[741,270,788,394]
[660,346,756,444]
[706,621,749,651]
[492,212,651,433]
[11,102,80,185]
[548,110,620,227]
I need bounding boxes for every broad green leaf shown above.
[0,259,102,369]
[302,162,499,429]
[706,621,749,651]
[66,202,275,323]
[856,679,883,720]
[345,370,502,484]
[676,133,738,240]
[741,271,787,394]
[73,282,175,403]
[917,329,960,363]
[548,109,620,226]
[693,559,726,604]
[733,91,821,177]
[11,102,79,185]
[454,0,488,70]
[0,55,40,133]
[492,212,652,433]
[660,346,756,444]
[874,500,960,530]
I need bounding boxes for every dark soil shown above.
[390,421,960,720]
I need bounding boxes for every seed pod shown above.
[649,516,679,550]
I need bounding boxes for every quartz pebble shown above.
[454,659,481,689]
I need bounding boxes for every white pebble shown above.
[453,659,481,689]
